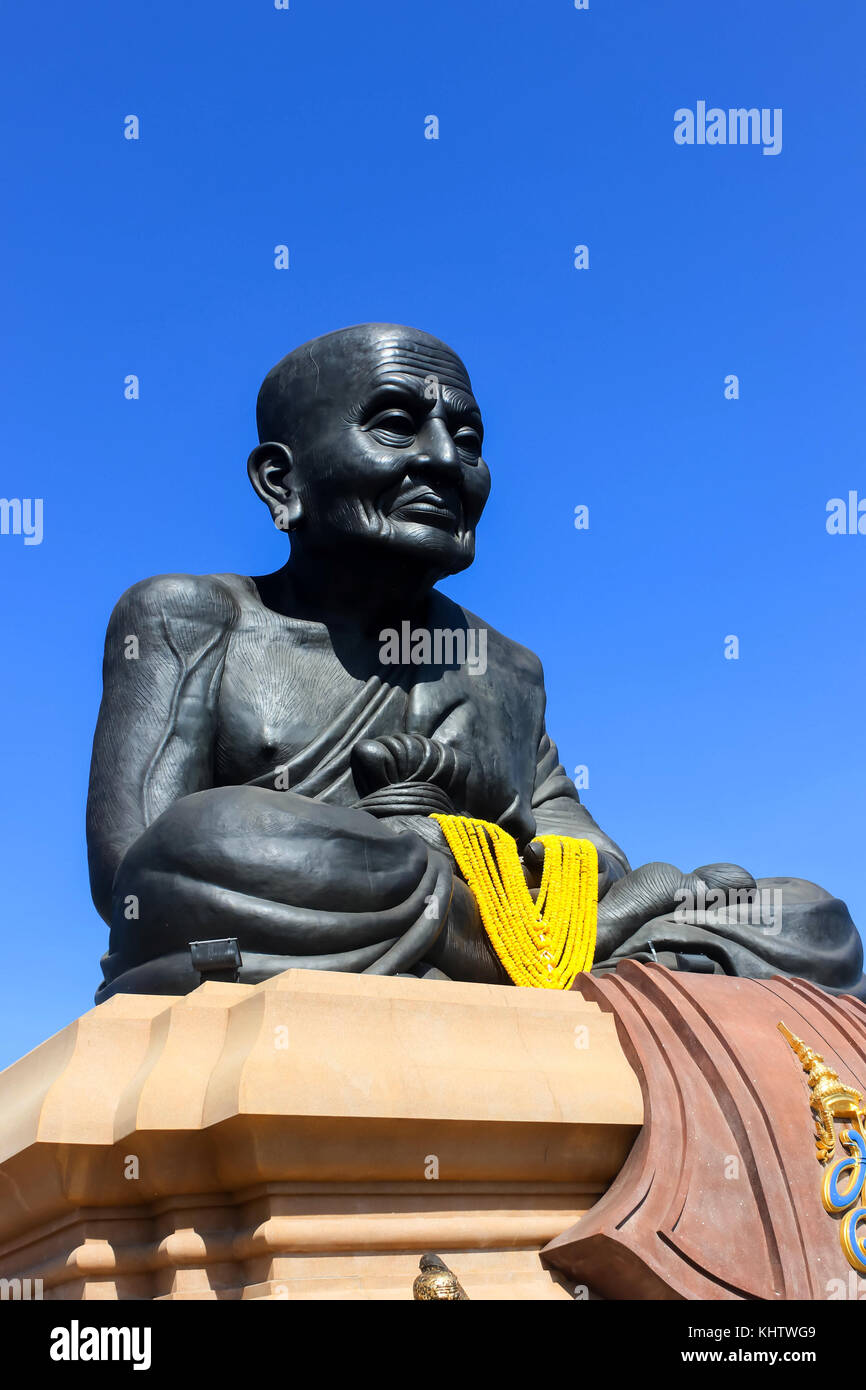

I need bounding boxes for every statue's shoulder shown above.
[108,571,246,630]
[431,592,545,687]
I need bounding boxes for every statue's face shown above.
[279,327,491,577]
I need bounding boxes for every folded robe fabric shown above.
[97,787,455,1000]
[595,876,866,999]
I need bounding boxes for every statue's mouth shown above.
[389,491,463,534]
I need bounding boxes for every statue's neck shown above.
[254,553,437,637]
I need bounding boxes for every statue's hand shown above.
[351,733,469,810]
[351,733,469,854]
[595,860,756,960]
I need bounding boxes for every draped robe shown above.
[88,572,865,1001]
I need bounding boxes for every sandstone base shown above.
[0,970,642,1300]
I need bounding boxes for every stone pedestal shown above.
[0,970,642,1300]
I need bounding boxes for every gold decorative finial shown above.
[778,1021,864,1163]
[412,1253,469,1300]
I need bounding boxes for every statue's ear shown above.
[247,441,302,533]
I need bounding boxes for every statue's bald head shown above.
[256,323,475,448]
[249,322,489,585]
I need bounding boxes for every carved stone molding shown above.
[0,969,642,1299]
[543,963,866,1299]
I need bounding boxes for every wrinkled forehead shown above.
[356,336,475,398]
[258,328,481,446]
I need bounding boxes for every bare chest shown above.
[214,617,408,786]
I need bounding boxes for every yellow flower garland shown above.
[431,814,598,989]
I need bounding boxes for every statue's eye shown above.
[366,410,416,446]
[454,427,482,462]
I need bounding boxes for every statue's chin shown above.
[353,524,475,579]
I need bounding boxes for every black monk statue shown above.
[87,324,865,1001]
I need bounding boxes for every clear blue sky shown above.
[1,1,863,1068]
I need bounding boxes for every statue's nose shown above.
[413,416,461,473]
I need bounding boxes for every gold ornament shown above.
[413,1253,469,1300]
[779,1020,866,1276]
[778,1021,863,1163]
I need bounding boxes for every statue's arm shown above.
[86,573,237,920]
